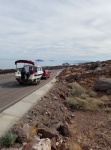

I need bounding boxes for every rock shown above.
[95,67,101,71]
[57,121,71,136]
[33,138,51,150]
[33,135,41,141]
[23,123,30,139]
[52,122,63,130]
[37,128,58,140]
[23,138,51,150]
[51,137,57,150]
[59,141,68,150]
[94,78,111,93]
[71,114,75,117]
[65,73,82,82]
[90,61,100,70]
[22,141,36,150]
[59,93,66,100]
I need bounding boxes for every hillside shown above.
[1,60,111,150]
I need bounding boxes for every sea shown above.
[0,59,87,70]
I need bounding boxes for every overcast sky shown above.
[0,0,111,65]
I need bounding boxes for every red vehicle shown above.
[42,70,50,79]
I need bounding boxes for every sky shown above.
[0,0,111,68]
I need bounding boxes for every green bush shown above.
[0,132,17,147]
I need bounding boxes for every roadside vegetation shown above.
[0,132,17,148]
[66,82,103,111]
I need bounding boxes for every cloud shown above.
[0,0,111,68]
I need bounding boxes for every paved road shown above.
[0,70,60,112]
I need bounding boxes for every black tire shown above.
[19,81,22,85]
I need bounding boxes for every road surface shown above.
[0,69,61,112]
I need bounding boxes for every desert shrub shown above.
[68,82,86,96]
[0,132,17,147]
[66,97,103,111]
[66,97,90,110]
[66,97,81,109]
[71,88,83,96]
[88,91,97,97]
[86,98,103,110]
[101,95,109,101]
[80,94,88,99]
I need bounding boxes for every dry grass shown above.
[66,97,103,111]
[66,82,104,111]
[29,125,37,138]
[68,82,86,96]
[80,93,89,99]
[67,123,92,150]
[88,90,97,97]
[67,124,82,150]
[68,140,82,150]
[100,95,110,101]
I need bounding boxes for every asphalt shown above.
[0,77,56,137]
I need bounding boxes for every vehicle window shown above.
[29,66,32,72]
[35,67,37,72]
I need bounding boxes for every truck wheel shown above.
[19,82,22,85]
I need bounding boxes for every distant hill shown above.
[36,59,44,62]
